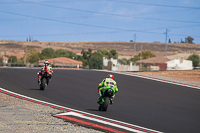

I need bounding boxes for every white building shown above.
[2,56,8,64]
[166,59,193,70]
[103,57,118,71]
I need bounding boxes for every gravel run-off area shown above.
[0,92,104,133]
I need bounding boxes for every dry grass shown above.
[0,40,200,57]
[138,70,200,83]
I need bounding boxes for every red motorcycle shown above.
[38,65,51,90]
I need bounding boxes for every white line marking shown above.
[56,112,146,133]
[0,87,163,133]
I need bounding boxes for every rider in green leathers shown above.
[98,74,118,104]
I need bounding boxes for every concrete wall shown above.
[112,65,118,71]
[103,57,118,71]
[118,63,139,71]
[103,57,117,67]
[103,57,139,71]
[103,57,109,66]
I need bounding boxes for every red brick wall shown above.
[155,63,167,71]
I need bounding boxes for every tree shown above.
[89,52,103,69]
[130,56,140,63]
[76,55,84,61]
[97,48,118,59]
[40,48,55,59]
[8,56,17,63]
[185,36,194,44]
[187,54,199,67]
[181,39,185,43]
[55,49,77,59]
[97,48,109,58]
[130,51,156,63]
[25,48,39,57]
[81,48,93,66]
[28,52,40,63]
[29,36,32,42]
[130,40,133,42]
[109,48,118,59]
[168,38,171,43]
[138,50,156,59]
[118,58,130,65]
[55,49,69,57]
[25,48,40,63]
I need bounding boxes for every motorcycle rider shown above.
[97,74,118,104]
[37,60,53,85]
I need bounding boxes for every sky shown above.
[0,0,200,44]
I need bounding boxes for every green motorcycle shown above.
[98,88,114,111]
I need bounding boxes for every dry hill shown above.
[0,40,200,59]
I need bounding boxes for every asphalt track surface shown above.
[0,68,200,133]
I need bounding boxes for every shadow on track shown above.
[30,88,43,91]
[86,109,99,111]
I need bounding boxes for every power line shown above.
[164,29,169,57]
[18,0,200,24]
[0,10,126,31]
[1,29,199,39]
[106,0,200,10]
[0,10,199,38]
[22,0,200,10]
[0,10,173,34]
[134,34,136,56]
[0,31,124,37]
[19,0,132,18]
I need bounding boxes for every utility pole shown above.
[140,44,142,71]
[164,29,168,57]
[134,34,136,57]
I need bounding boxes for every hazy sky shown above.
[0,0,200,44]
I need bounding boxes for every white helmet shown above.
[44,60,49,65]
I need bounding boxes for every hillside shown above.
[0,40,200,59]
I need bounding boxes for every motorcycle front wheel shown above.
[40,78,46,90]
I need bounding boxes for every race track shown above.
[0,68,200,133]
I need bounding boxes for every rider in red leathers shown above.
[37,60,53,85]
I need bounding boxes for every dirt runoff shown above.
[0,92,103,133]
[138,70,200,86]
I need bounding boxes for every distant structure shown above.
[136,57,193,70]
[103,57,118,71]
[2,56,8,64]
[166,58,193,70]
[103,57,139,71]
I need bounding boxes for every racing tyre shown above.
[102,97,109,111]
[98,105,102,111]
[40,78,46,90]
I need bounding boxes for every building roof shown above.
[38,57,83,65]
[136,57,171,64]
[8,54,25,59]
[2,56,8,61]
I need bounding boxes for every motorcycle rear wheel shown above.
[102,97,109,111]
